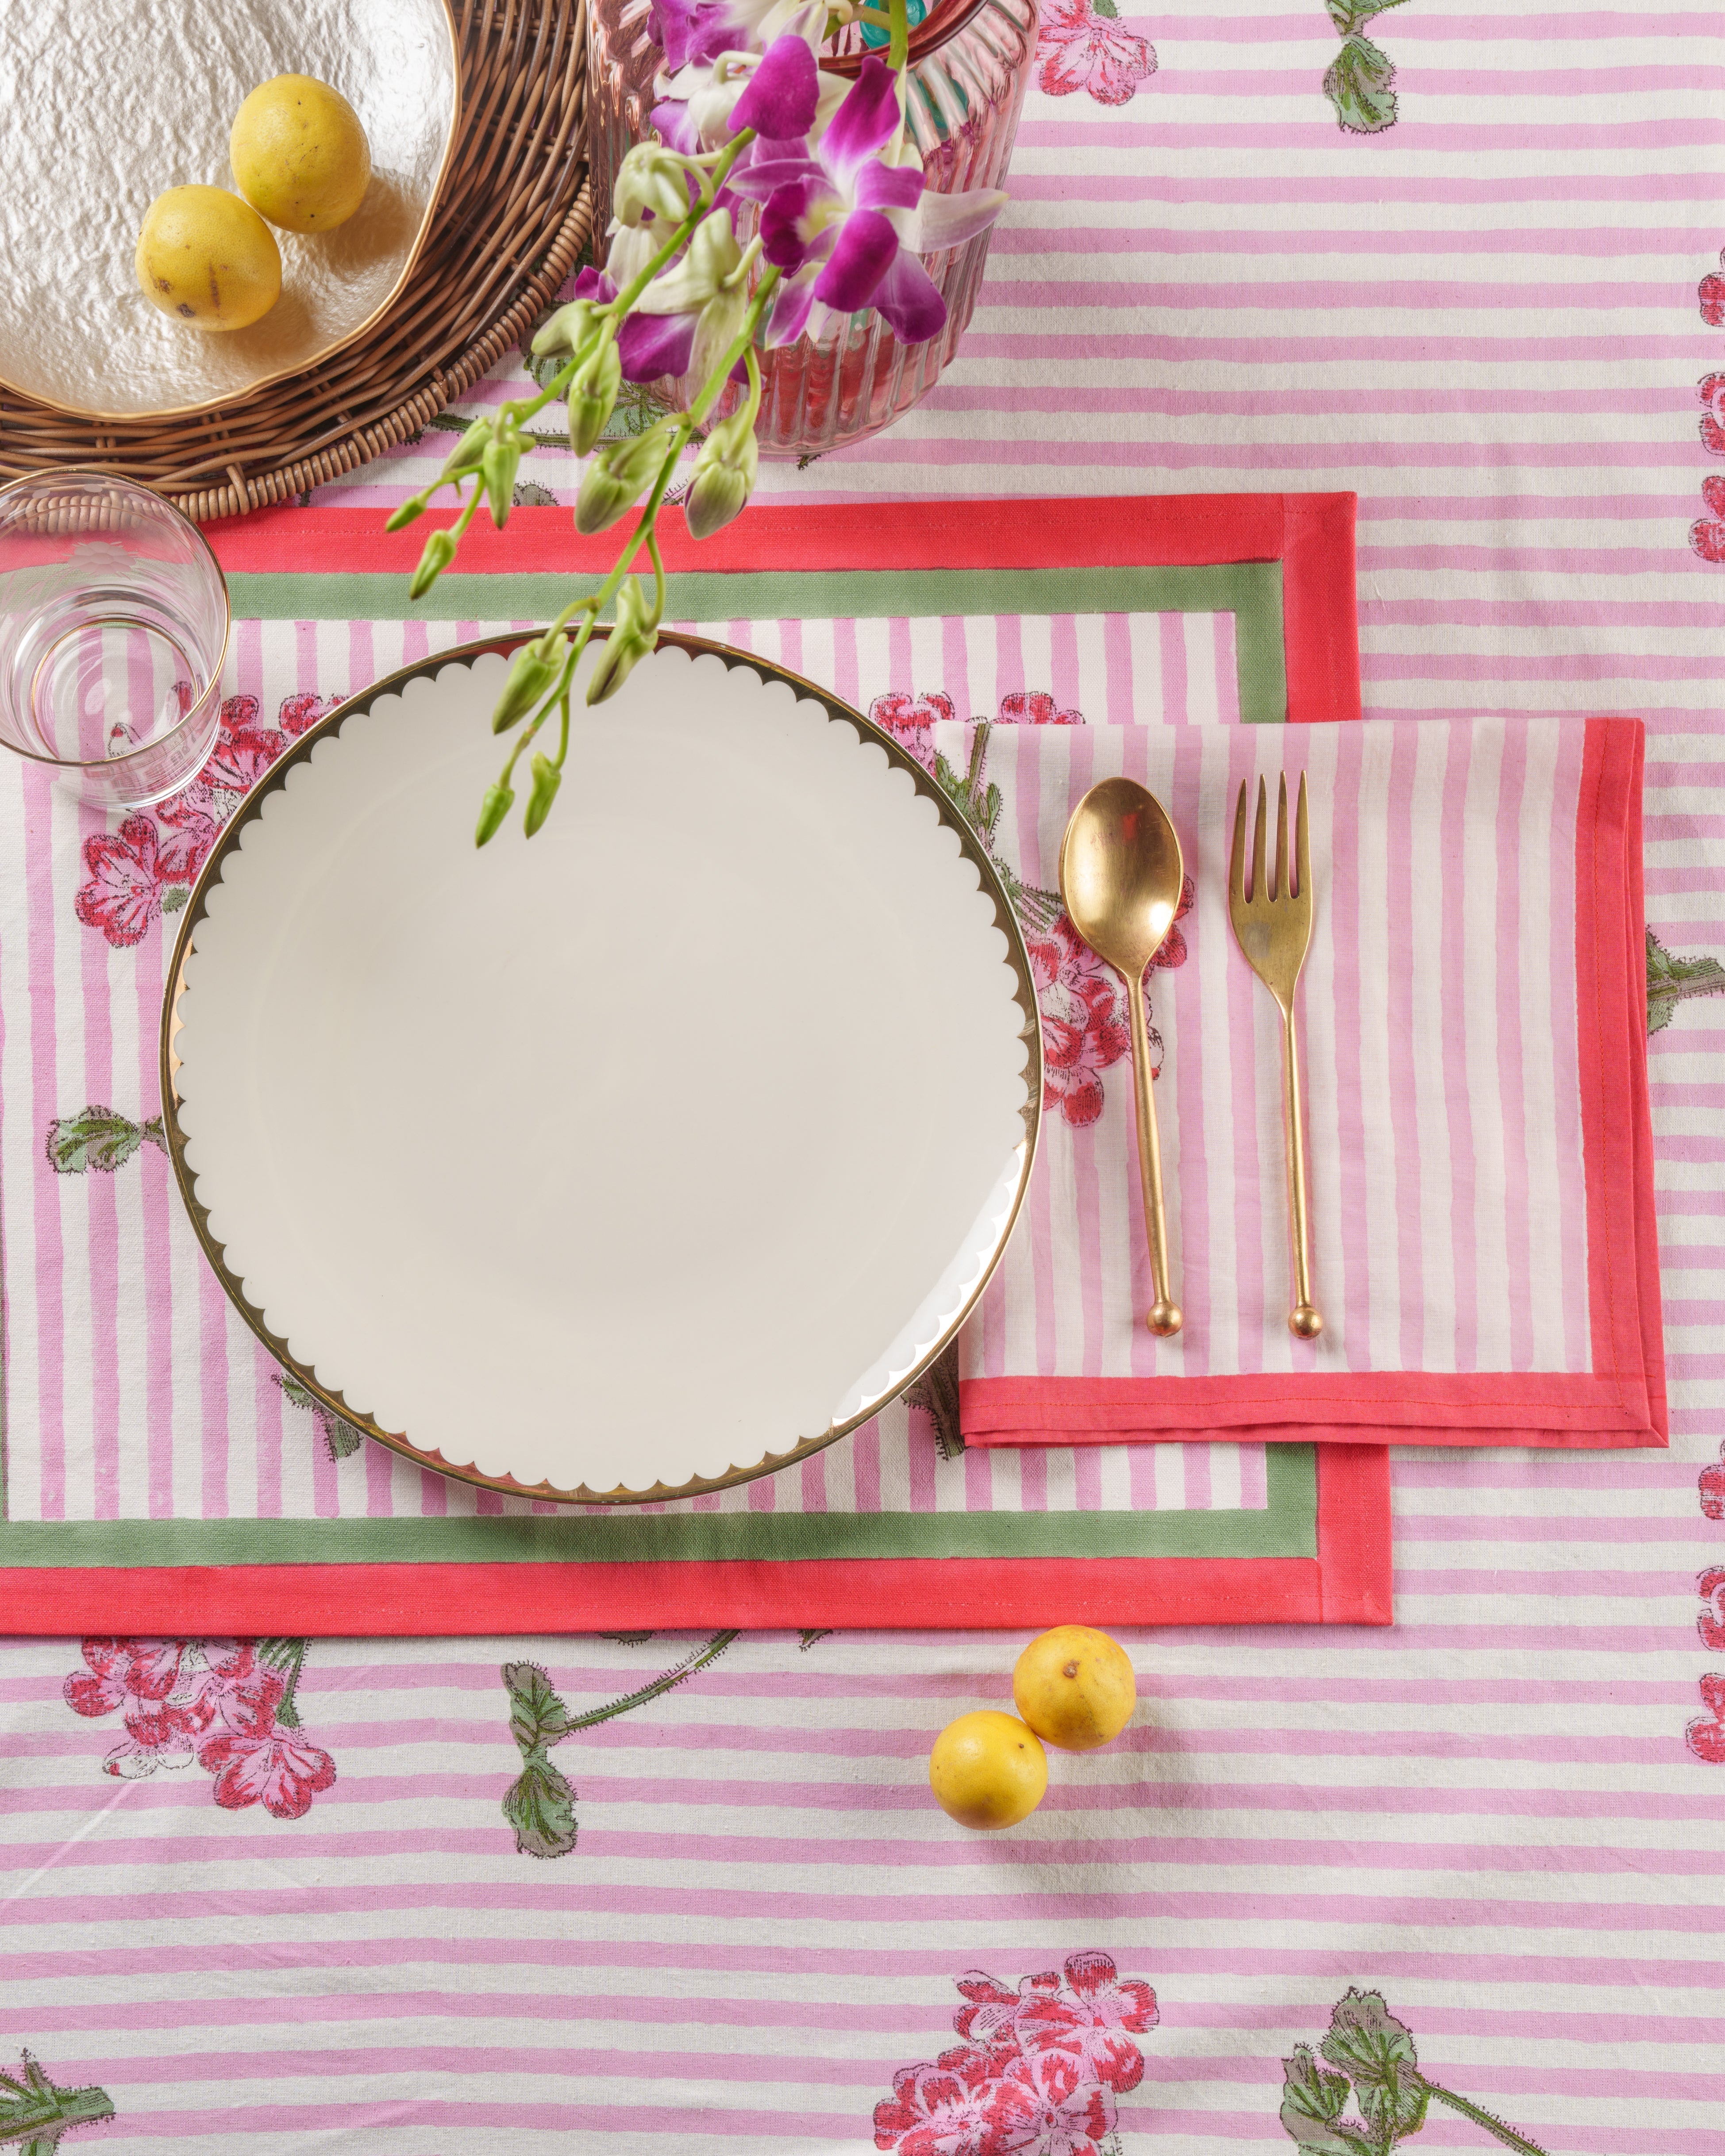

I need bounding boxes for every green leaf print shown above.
[1324,0,1406,35]
[44,1106,166,1174]
[0,2052,114,2149]
[276,1375,366,1462]
[1323,34,1398,131]
[1281,2045,1365,2155]
[1647,926,1725,1033]
[502,1750,578,1861]
[1282,1993,1550,2156]
[504,1660,574,1753]
[255,1637,311,1729]
[1321,1992,1427,2142]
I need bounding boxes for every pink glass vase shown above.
[586,0,1038,457]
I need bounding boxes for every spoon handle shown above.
[1126,967,1182,1337]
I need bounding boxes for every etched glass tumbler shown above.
[587,0,1039,457]
[0,470,229,809]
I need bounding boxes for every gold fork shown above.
[1228,772,1323,1340]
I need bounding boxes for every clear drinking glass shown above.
[0,470,230,809]
[587,0,1039,458]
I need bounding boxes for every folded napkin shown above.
[949,715,1666,1450]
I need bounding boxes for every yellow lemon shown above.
[1013,1625,1136,1752]
[231,74,372,233]
[135,186,281,331]
[928,1711,1047,1831]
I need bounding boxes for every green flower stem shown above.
[1420,2084,1550,2156]
[552,1630,740,1733]
[888,0,910,75]
[497,263,782,787]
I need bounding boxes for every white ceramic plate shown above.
[164,638,1040,1502]
[0,0,458,419]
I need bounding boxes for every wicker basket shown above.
[0,0,591,524]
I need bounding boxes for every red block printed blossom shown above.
[1700,373,1725,457]
[63,1637,335,1819]
[998,692,1082,728]
[874,1955,1155,2156]
[1029,882,1193,1126]
[1036,0,1155,107]
[1687,1673,1725,1763]
[73,691,336,947]
[1691,473,1725,565]
[1700,1438,1725,1520]
[1698,1568,1725,1652]
[1700,248,1725,326]
[869,690,957,770]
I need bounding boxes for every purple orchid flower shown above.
[570,265,697,383]
[651,27,821,155]
[648,0,804,73]
[728,55,1006,347]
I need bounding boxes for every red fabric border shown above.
[209,493,1362,725]
[0,1449,1390,1632]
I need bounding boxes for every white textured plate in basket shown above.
[163,636,1040,1503]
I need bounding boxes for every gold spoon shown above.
[1059,778,1185,1337]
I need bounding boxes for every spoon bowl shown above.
[1060,778,1185,980]
[1058,779,1186,1338]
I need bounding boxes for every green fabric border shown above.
[224,563,1288,725]
[0,1445,1316,1565]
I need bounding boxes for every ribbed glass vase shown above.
[586,0,1038,457]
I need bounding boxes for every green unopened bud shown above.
[482,436,523,527]
[475,780,515,848]
[492,635,569,734]
[686,284,750,389]
[684,412,759,542]
[613,143,694,227]
[409,527,458,601]
[531,299,601,360]
[587,577,656,704]
[574,421,678,536]
[385,492,428,533]
[567,338,623,458]
[523,751,563,837]
[438,416,493,484]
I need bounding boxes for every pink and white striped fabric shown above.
[956,716,1667,1451]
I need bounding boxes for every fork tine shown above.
[1252,776,1267,905]
[1274,773,1289,903]
[1230,780,1248,903]
[1295,769,1309,901]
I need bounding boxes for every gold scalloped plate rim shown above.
[3,0,462,424]
[159,631,1045,1507]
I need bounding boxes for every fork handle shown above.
[1280,1003,1323,1339]
[1126,968,1182,1337]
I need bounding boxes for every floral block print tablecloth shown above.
[4,0,1725,2147]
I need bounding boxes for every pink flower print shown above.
[64,1637,188,1719]
[953,1971,1061,2060]
[207,720,288,793]
[1686,1673,1725,1763]
[73,816,169,947]
[986,2045,1117,2156]
[1036,0,1155,107]
[1700,373,1725,457]
[277,691,337,739]
[869,690,956,771]
[1700,249,1725,326]
[1700,1441,1725,1520]
[1693,473,1725,564]
[1698,1568,1725,1652]
[1014,1951,1159,2095]
[873,2047,1002,2156]
[1030,915,1132,1126]
[64,1637,218,1779]
[197,1667,336,1820]
[997,691,1082,727]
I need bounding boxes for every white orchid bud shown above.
[633,208,743,317]
[613,143,694,227]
